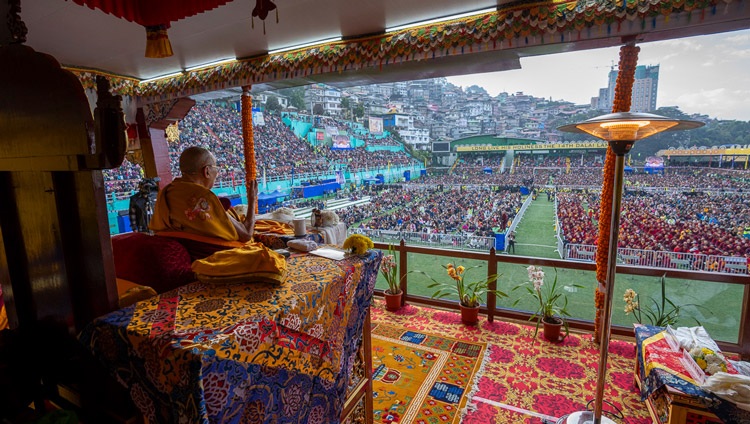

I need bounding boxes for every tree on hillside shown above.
[354,103,365,119]
[277,86,306,110]
[340,97,351,119]
[265,96,282,113]
[549,110,603,142]
[313,103,326,115]
[465,85,488,96]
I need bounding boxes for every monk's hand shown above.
[244,180,258,234]
[249,179,259,201]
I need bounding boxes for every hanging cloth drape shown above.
[593,43,640,341]
[70,0,233,57]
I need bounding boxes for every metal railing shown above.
[564,243,748,275]
[503,194,532,253]
[350,227,495,251]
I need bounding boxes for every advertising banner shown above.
[455,141,607,152]
[331,135,352,149]
[369,117,384,135]
[251,107,265,126]
[325,126,339,137]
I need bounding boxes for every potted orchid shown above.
[380,245,402,311]
[428,263,505,325]
[512,266,582,342]
[622,273,706,327]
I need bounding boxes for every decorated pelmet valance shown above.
[70,0,739,104]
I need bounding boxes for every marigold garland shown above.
[241,86,257,212]
[594,43,639,341]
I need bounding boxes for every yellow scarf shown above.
[191,242,287,285]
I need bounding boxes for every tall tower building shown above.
[597,65,659,112]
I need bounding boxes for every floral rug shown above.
[370,302,652,424]
[371,323,489,424]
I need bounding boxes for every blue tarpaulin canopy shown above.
[258,190,287,202]
[257,190,288,212]
[291,181,341,198]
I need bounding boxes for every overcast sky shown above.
[446,28,750,121]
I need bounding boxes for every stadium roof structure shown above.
[657,146,750,158]
[11,0,750,107]
[449,135,607,153]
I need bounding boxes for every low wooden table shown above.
[634,325,730,424]
[633,364,721,424]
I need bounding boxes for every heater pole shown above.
[593,152,626,423]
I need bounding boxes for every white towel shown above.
[673,326,721,353]
[701,372,750,412]
[287,239,318,252]
[314,222,348,245]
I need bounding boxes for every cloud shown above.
[671,88,750,120]
[658,38,705,52]
[725,33,750,43]
[447,29,750,121]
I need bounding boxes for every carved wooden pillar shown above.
[0,8,125,414]
[135,98,196,189]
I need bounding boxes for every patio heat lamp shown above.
[556,112,703,424]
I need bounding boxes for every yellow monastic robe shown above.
[191,243,288,285]
[254,219,294,235]
[150,178,239,241]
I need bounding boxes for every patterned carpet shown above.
[371,323,489,424]
[370,302,652,424]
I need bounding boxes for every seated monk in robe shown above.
[151,146,256,242]
[149,147,288,286]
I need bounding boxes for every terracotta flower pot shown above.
[384,290,403,312]
[542,317,564,342]
[460,304,480,325]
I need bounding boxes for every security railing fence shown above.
[349,227,495,251]
[565,243,748,275]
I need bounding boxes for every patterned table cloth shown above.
[80,250,381,424]
[635,324,750,423]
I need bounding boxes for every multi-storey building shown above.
[304,84,343,116]
[597,65,659,112]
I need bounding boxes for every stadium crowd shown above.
[556,190,750,258]
[338,186,522,238]
[100,101,750,268]
[103,101,417,197]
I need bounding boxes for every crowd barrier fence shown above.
[565,243,748,275]
[349,228,495,252]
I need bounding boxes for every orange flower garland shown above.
[593,44,640,341]
[241,86,257,212]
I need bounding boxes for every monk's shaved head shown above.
[179,146,215,174]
